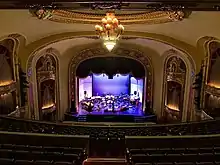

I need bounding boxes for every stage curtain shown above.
[76,57,145,78]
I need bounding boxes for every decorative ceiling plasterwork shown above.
[30,9,188,25]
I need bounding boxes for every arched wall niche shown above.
[26,48,60,120]
[203,39,220,118]
[196,36,217,70]
[161,49,196,122]
[0,37,21,115]
[68,45,153,113]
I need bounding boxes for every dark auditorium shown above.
[1,1,220,165]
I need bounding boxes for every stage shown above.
[78,103,143,116]
[68,68,154,122]
[68,72,155,122]
[65,113,156,123]
[66,106,156,123]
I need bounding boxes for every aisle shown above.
[83,158,127,165]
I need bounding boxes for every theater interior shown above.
[1,2,220,164]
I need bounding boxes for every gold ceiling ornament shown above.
[29,6,53,20]
[95,12,124,52]
[29,9,188,24]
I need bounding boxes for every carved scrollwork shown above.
[91,3,122,10]
[29,5,53,20]
[69,47,153,107]
[166,56,186,85]
[37,55,56,83]
[29,8,188,25]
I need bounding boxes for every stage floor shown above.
[78,105,144,116]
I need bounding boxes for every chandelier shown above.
[95,12,124,52]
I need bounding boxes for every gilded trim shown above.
[31,9,187,25]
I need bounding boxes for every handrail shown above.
[126,133,220,139]
[0,115,216,128]
[1,115,220,136]
[0,130,89,138]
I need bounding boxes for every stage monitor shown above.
[92,73,130,96]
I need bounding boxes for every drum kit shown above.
[81,93,140,113]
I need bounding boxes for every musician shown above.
[135,91,140,106]
[130,91,140,106]
[84,91,88,99]
[87,102,94,113]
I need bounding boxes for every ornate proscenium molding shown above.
[29,8,188,25]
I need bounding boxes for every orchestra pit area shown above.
[1,5,220,165]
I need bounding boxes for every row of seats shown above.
[133,163,220,165]
[0,131,88,165]
[127,148,220,165]
[0,144,85,165]
[129,147,220,155]
[0,158,76,165]
[126,135,220,165]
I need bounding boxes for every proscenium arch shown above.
[68,46,153,112]
[26,48,61,120]
[161,49,196,122]
[20,31,197,71]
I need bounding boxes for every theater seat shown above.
[1,144,14,149]
[54,161,74,165]
[14,145,29,151]
[196,162,215,165]
[0,158,13,165]
[174,163,194,165]
[34,160,52,165]
[15,160,34,165]
[135,163,152,165]
[14,150,30,160]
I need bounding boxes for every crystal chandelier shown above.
[95,12,124,52]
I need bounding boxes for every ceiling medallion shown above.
[95,12,124,52]
[29,7,187,25]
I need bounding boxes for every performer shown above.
[84,91,88,99]
[130,91,139,105]
[87,102,94,113]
